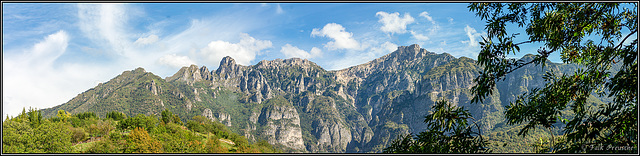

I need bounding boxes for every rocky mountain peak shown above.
[332,44,435,85]
[40,43,586,153]
[133,67,147,73]
[283,57,308,66]
[216,56,246,79]
[254,57,323,72]
[166,64,205,84]
[220,56,237,68]
[393,44,432,61]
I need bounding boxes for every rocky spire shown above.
[216,56,240,79]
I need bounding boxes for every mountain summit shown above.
[40,44,586,153]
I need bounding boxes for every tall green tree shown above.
[383,100,490,153]
[160,109,182,125]
[105,111,127,121]
[468,3,637,153]
[26,107,42,128]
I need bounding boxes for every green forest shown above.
[2,108,279,153]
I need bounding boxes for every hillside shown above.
[39,44,605,153]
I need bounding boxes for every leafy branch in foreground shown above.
[468,3,637,153]
[383,100,490,153]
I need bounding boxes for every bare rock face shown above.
[54,44,567,153]
[216,56,244,79]
[154,46,507,153]
[202,108,214,121]
[166,65,202,85]
[199,66,212,81]
[240,69,271,103]
[202,108,232,127]
[257,97,306,152]
[313,119,352,152]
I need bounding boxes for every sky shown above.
[2,2,624,120]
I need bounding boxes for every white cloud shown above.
[26,30,69,67]
[448,17,454,24]
[462,25,482,47]
[375,11,415,34]
[200,33,272,66]
[311,23,363,50]
[371,41,399,55]
[419,11,435,24]
[158,54,196,68]
[410,30,429,41]
[280,44,322,59]
[276,4,284,14]
[327,41,398,70]
[4,3,280,119]
[134,34,159,46]
[3,30,117,120]
[77,4,134,56]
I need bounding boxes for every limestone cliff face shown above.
[161,44,499,153]
[256,97,305,151]
[44,44,578,153]
[202,108,232,127]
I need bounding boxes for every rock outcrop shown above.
[41,44,582,153]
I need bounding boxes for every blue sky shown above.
[0,3,595,119]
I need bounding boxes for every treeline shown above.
[2,108,280,153]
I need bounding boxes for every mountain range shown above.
[39,44,605,153]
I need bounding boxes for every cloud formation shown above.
[77,4,133,56]
[462,25,482,47]
[276,4,284,14]
[326,41,398,70]
[26,30,70,66]
[134,34,159,46]
[280,44,322,59]
[311,23,362,50]
[419,11,435,24]
[370,41,399,55]
[199,33,272,66]
[376,11,415,34]
[3,30,115,120]
[410,30,429,41]
[158,54,196,68]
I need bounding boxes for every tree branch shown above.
[514,40,535,46]
[614,29,637,50]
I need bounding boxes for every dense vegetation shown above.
[469,2,637,153]
[383,100,490,153]
[2,108,279,153]
[383,2,636,154]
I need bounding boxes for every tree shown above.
[26,107,42,128]
[31,120,73,153]
[86,131,127,153]
[57,110,72,122]
[205,135,228,153]
[2,120,34,153]
[161,109,182,125]
[74,112,97,120]
[126,127,163,153]
[117,114,158,132]
[383,100,490,153]
[468,3,637,153]
[69,126,88,143]
[105,111,126,121]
